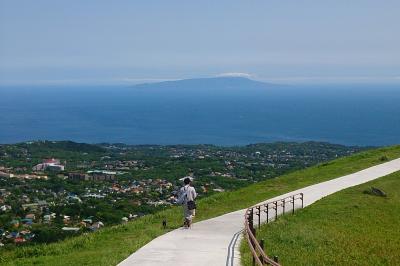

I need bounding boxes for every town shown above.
[0,141,363,247]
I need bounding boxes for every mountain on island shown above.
[131,77,284,91]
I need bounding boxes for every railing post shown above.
[292,195,295,214]
[301,192,304,208]
[282,199,285,214]
[266,203,269,223]
[274,201,278,220]
[249,208,254,231]
[251,226,257,265]
[256,206,261,229]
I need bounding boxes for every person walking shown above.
[177,177,197,228]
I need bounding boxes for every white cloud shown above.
[216,72,253,78]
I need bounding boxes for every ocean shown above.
[1,82,399,146]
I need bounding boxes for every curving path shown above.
[119,158,400,266]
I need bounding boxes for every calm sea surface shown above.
[1,84,399,146]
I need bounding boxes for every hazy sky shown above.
[0,0,399,85]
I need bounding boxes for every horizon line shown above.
[1,75,400,86]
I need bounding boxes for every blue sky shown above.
[0,0,399,85]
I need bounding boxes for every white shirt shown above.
[179,185,197,203]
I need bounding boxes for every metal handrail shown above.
[244,193,304,266]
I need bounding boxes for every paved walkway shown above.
[119,158,400,266]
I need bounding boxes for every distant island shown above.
[130,76,283,90]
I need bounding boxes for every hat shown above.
[179,176,194,181]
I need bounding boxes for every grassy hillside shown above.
[240,171,400,266]
[1,145,400,265]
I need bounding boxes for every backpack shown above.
[176,189,187,205]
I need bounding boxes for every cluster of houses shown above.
[0,213,108,246]
[0,151,247,248]
[0,229,35,244]
[80,178,175,205]
[0,213,37,245]
[61,216,105,232]
[0,171,178,248]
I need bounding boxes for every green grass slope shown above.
[240,169,400,266]
[1,145,400,266]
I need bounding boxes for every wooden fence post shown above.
[292,195,295,214]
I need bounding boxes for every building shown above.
[86,170,116,181]
[33,158,65,172]
[68,173,90,181]
[21,200,48,211]
[0,171,14,178]
[68,170,116,181]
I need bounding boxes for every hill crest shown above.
[131,76,284,90]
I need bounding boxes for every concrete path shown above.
[119,158,400,266]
